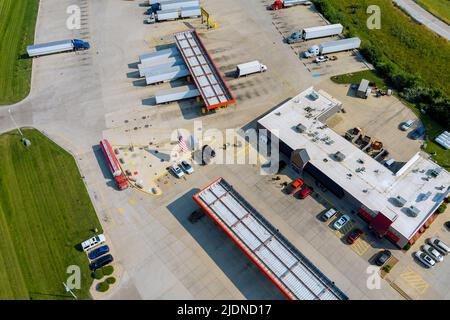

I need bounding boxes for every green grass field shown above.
[313,0,450,97]
[0,0,39,105]
[0,129,102,300]
[331,70,450,169]
[331,70,388,90]
[416,0,450,25]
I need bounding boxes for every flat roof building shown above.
[257,87,450,248]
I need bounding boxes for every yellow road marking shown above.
[350,235,372,256]
[334,221,354,238]
[117,208,124,214]
[400,267,429,295]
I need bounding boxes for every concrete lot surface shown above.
[1,0,448,300]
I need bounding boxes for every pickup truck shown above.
[286,31,303,44]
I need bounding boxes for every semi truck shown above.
[236,61,267,77]
[303,37,361,57]
[26,39,90,58]
[287,24,343,44]
[99,139,129,190]
[270,0,311,10]
[144,6,201,23]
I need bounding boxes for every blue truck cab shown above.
[146,3,160,15]
[72,39,90,50]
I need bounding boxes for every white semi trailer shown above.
[155,85,200,104]
[145,6,201,23]
[138,59,185,77]
[236,61,268,77]
[303,37,361,57]
[145,65,190,85]
[139,47,179,65]
[160,0,199,11]
[287,24,343,44]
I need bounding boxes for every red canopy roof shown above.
[369,212,394,237]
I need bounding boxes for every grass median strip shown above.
[415,0,450,25]
[0,129,102,299]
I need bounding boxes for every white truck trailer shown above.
[155,85,200,104]
[139,47,179,65]
[181,6,201,18]
[160,0,199,11]
[145,65,190,85]
[303,24,343,40]
[303,37,361,57]
[145,6,201,23]
[236,61,268,77]
[287,24,343,44]
[138,59,185,77]
[26,39,90,57]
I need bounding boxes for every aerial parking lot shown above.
[0,0,449,303]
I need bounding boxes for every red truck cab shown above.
[286,178,304,194]
[271,0,284,10]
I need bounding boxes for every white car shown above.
[81,234,106,252]
[415,250,436,268]
[179,160,194,174]
[314,55,328,63]
[423,244,444,262]
[170,164,184,178]
[333,214,350,230]
[428,237,450,255]
[400,120,414,131]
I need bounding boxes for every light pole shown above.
[8,108,31,147]
[63,282,78,300]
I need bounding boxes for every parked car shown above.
[427,237,450,255]
[90,254,114,270]
[375,250,392,266]
[410,127,425,140]
[415,250,435,268]
[297,186,313,199]
[81,234,106,252]
[170,164,184,178]
[285,178,304,194]
[333,214,350,230]
[347,228,363,244]
[445,221,450,230]
[180,160,194,174]
[400,120,414,131]
[321,208,338,222]
[314,55,329,63]
[88,245,110,260]
[422,244,444,262]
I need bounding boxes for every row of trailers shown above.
[136,30,235,111]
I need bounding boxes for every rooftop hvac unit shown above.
[334,151,346,162]
[309,91,319,101]
[407,206,421,217]
[394,195,407,207]
[296,123,307,133]
[430,167,442,178]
